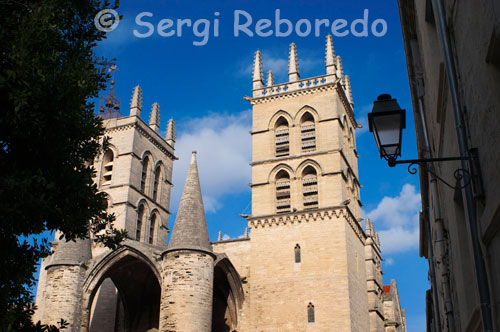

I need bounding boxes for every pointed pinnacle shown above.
[252,50,264,89]
[325,35,336,75]
[336,56,345,84]
[267,70,275,87]
[345,75,354,107]
[166,118,176,147]
[130,85,143,117]
[288,43,300,81]
[149,102,160,132]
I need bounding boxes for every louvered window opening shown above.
[276,179,291,213]
[303,175,318,208]
[275,128,290,157]
[301,124,316,152]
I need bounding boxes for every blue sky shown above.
[37,0,429,330]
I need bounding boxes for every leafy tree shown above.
[0,0,125,329]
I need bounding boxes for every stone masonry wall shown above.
[160,251,214,332]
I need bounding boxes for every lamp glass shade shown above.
[368,108,405,160]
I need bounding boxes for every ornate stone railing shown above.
[253,73,337,98]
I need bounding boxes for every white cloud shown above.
[355,104,372,137]
[171,111,252,213]
[365,183,421,254]
[383,257,395,266]
[222,234,230,241]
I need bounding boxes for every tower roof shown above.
[168,151,212,253]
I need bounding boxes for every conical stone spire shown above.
[165,118,176,147]
[288,43,300,82]
[130,85,143,117]
[336,56,345,86]
[267,70,275,87]
[149,102,160,132]
[252,50,264,90]
[168,151,212,253]
[325,35,336,75]
[345,75,354,107]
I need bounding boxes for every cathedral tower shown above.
[245,35,368,331]
[160,151,215,332]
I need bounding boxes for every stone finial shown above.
[266,70,275,87]
[149,102,160,132]
[166,118,176,147]
[345,75,354,108]
[288,43,300,82]
[218,231,222,241]
[244,227,249,238]
[325,35,336,75]
[252,50,264,90]
[336,56,345,86]
[130,85,143,117]
[168,151,212,253]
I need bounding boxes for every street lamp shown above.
[368,93,482,192]
[368,94,406,166]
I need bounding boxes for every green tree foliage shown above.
[0,0,125,329]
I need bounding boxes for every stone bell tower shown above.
[245,35,369,331]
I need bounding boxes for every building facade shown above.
[34,37,406,332]
[398,1,500,331]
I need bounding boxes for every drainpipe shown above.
[416,96,451,332]
[431,1,493,331]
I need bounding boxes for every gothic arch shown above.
[212,254,245,332]
[295,105,319,124]
[296,159,323,177]
[268,110,294,130]
[81,245,161,332]
[268,163,295,182]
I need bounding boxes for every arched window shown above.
[294,244,301,263]
[149,213,157,244]
[275,117,290,157]
[307,303,315,323]
[302,166,318,209]
[136,204,145,241]
[152,166,161,201]
[101,149,114,185]
[140,156,150,193]
[275,170,291,213]
[300,112,316,152]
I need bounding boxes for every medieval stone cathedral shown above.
[33,36,406,332]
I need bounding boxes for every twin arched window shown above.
[274,112,316,157]
[140,155,163,203]
[101,149,114,186]
[136,203,158,245]
[275,166,319,213]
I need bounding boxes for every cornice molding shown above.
[248,207,365,243]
